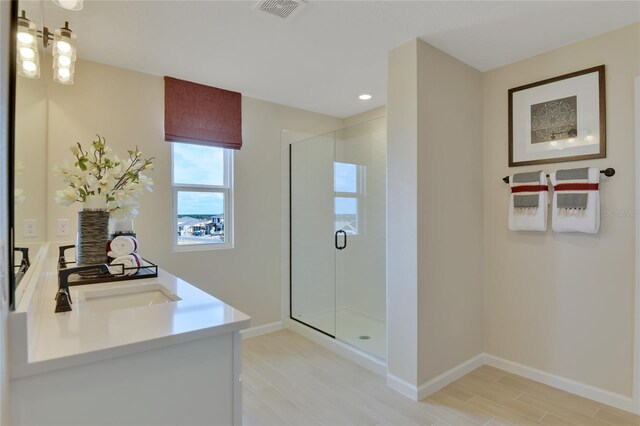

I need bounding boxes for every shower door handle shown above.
[335,230,347,250]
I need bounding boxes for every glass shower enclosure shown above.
[290,116,386,360]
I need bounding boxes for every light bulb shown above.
[17,31,33,44]
[358,94,372,100]
[53,0,83,10]
[58,55,72,67]
[57,68,71,79]
[23,61,37,72]
[56,40,72,53]
[19,47,35,59]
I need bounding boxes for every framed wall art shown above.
[508,65,606,167]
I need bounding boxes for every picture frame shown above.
[508,65,606,167]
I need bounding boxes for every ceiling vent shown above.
[254,0,306,20]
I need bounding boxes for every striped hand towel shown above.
[508,171,548,231]
[550,167,600,233]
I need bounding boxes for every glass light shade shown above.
[56,40,72,53]
[57,55,72,67]
[19,47,35,59]
[22,61,37,72]
[19,59,40,79]
[54,68,74,84]
[53,61,75,85]
[52,0,83,11]
[52,23,77,85]
[52,26,77,61]
[16,11,40,78]
[16,15,40,79]
[17,14,37,44]
[17,31,34,44]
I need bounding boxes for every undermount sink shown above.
[79,283,182,312]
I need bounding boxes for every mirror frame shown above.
[8,0,18,310]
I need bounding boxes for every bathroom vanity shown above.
[8,243,250,426]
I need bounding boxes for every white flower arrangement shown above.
[54,135,154,220]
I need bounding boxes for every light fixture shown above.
[358,94,372,100]
[52,22,77,85]
[52,0,83,11]
[15,11,78,85]
[16,11,40,79]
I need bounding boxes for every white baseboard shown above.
[417,353,485,400]
[387,353,485,402]
[285,318,387,376]
[484,354,636,414]
[240,321,283,339]
[274,321,638,414]
[386,374,419,400]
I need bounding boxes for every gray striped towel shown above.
[511,171,545,215]
[555,167,589,212]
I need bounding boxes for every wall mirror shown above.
[11,0,80,307]
[11,0,48,308]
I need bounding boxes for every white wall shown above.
[43,59,342,328]
[483,23,640,396]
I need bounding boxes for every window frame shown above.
[334,162,366,237]
[171,142,234,251]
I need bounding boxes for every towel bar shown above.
[502,168,615,184]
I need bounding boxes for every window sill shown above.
[171,243,233,253]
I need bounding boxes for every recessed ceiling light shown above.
[358,94,372,100]
[52,0,83,11]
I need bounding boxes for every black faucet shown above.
[55,264,109,313]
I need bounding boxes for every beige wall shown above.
[416,39,484,384]
[387,39,420,386]
[483,24,640,396]
[44,59,342,328]
[387,38,484,388]
[14,74,47,245]
[343,106,386,128]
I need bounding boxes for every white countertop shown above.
[10,243,251,378]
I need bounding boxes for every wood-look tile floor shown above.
[242,330,640,426]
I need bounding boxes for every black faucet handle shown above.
[54,288,72,313]
[56,264,110,314]
[14,247,30,269]
[58,245,76,268]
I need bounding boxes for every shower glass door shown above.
[290,132,336,336]
[334,117,386,359]
[291,117,386,359]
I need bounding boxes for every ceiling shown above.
[37,0,640,118]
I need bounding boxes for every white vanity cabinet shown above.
[9,243,250,426]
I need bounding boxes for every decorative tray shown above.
[58,245,158,286]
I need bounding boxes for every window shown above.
[334,162,364,235]
[172,143,233,249]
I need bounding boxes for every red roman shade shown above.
[164,77,242,150]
